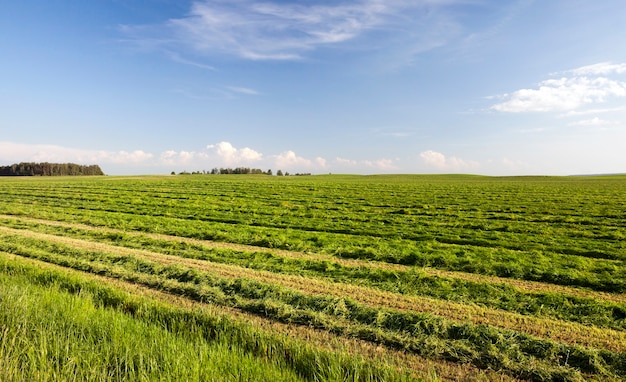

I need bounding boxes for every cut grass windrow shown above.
[1,251,516,382]
[2,231,626,381]
[2,217,626,334]
[1,223,625,353]
[2,185,625,294]
[2,214,626,305]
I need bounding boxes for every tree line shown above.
[0,162,105,176]
[175,167,312,176]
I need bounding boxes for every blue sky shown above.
[1,0,625,175]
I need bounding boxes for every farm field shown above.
[1,173,625,381]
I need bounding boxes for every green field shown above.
[1,174,625,381]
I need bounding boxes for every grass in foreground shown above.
[0,253,414,382]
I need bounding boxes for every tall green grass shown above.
[0,276,302,381]
[0,253,412,382]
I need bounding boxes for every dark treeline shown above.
[0,162,105,176]
[176,167,270,175]
[212,167,270,175]
[176,167,312,176]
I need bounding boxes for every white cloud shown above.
[160,150,209,166]
[274,150,312,169]
[491,76,626,113]
[102,150,154,164]
[239,147,263,161]
[515,127,545,133]
[501,158,530,172]
[420,150,446,168]
[420,150,478,171]
[559,106,625,118]
[363,158,396,170]
[207,141,263,165]
[335,157,358,166]
[568,117,617,127]
[491,62,626,113]
[0,142,154,165]
[567,62,626,76]
[333,156,396,171]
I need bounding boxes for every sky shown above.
[1,0,626,175]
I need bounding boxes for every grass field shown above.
[1,174,625,381]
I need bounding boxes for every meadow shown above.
[0,174,625,381]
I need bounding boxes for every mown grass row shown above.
[1,218,625,333]
[2,233,625,381]
[1,197,625,294]
[4,222,625,354]
[2,175,625,381]
[1,175,623,251]
[0,253,414,382]
[2,175,625,246]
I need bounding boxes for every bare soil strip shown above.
[0,251,516,382]
[1,224,625,353]
[2,214,625,305]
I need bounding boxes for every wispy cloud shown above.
[567,117,617,127]
[166,0,390,60]
[559,106,625,118]
[566,62,626,76]
[226,86,259,95]
[120,0,477,63]
[173,85,259,100]
[490,62,626,113]
[459,0,534,54]
[165,51,217,71]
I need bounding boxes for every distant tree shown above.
[266,169,272,176]
[276,169,283,176]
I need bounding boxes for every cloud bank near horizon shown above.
[0,141,418,174]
